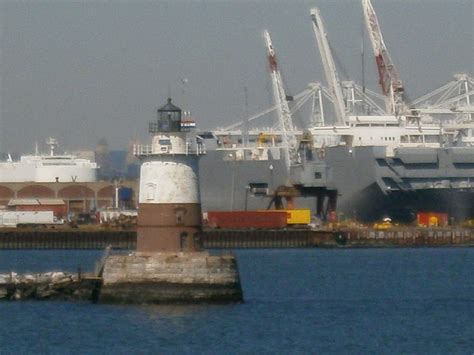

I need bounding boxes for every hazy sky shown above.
[1,0,472,153]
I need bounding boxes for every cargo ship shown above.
[198,3,474,224]
[199,116,474,223]
[0,138,98,183]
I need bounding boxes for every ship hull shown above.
[199,146,474,223]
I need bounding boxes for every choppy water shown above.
[0,248,473,353]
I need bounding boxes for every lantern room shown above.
[149,98,182,133]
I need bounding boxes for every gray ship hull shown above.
[199,146,474,223]
[199,151,289,212]
[322,146,474,222]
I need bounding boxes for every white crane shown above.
[413,74,474,119]
[219,86,320,131]
[362,0,405,116]
[263,30,299,172]
[310,7,348,126]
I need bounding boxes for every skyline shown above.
[1,0,472,153]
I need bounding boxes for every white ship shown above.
[0,138,98,183]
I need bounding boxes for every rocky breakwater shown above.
[0,272,101,301]
[99,252,243,304]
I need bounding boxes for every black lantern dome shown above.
[149,98,182,133]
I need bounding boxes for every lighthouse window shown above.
[146,183,155,200]
[159,121,170,131]
[180,232,189,251]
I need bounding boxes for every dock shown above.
[0,228,135,249]
[0,227,473,249]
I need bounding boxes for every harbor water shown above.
[0,248,473,353]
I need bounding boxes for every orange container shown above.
[207,211,287,229]
[416,212,448,227]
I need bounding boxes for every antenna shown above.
[243,86,249,148]
[361,5,367,114]
[181,77,189,116]
[46,137,58,156]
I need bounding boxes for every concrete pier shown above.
[99,252,242,304]
[0,251,242,304]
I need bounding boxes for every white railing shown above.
[133,143,206,156]
[133,144,153,156]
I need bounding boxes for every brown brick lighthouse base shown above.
[137,203,202,252]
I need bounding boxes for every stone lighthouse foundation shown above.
[100,98,242,303]
[99,252,242,304]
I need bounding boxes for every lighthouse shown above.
[99,98,242,304]
[135,98,205,252]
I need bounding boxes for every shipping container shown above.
[0,211,55,227]
[206,211,287,229]
[8,199,67,218]
[14,204,67,218]
[285,209,311,225]
[416,212,448,227]
[258,209,311,225]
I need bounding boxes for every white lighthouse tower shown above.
[100,98,242,304]
[134,98,205,252]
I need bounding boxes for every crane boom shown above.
[263,30,298,172]
[310,8,347,126]
[362,0,405,115]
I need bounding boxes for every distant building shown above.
[0,181,138,214]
